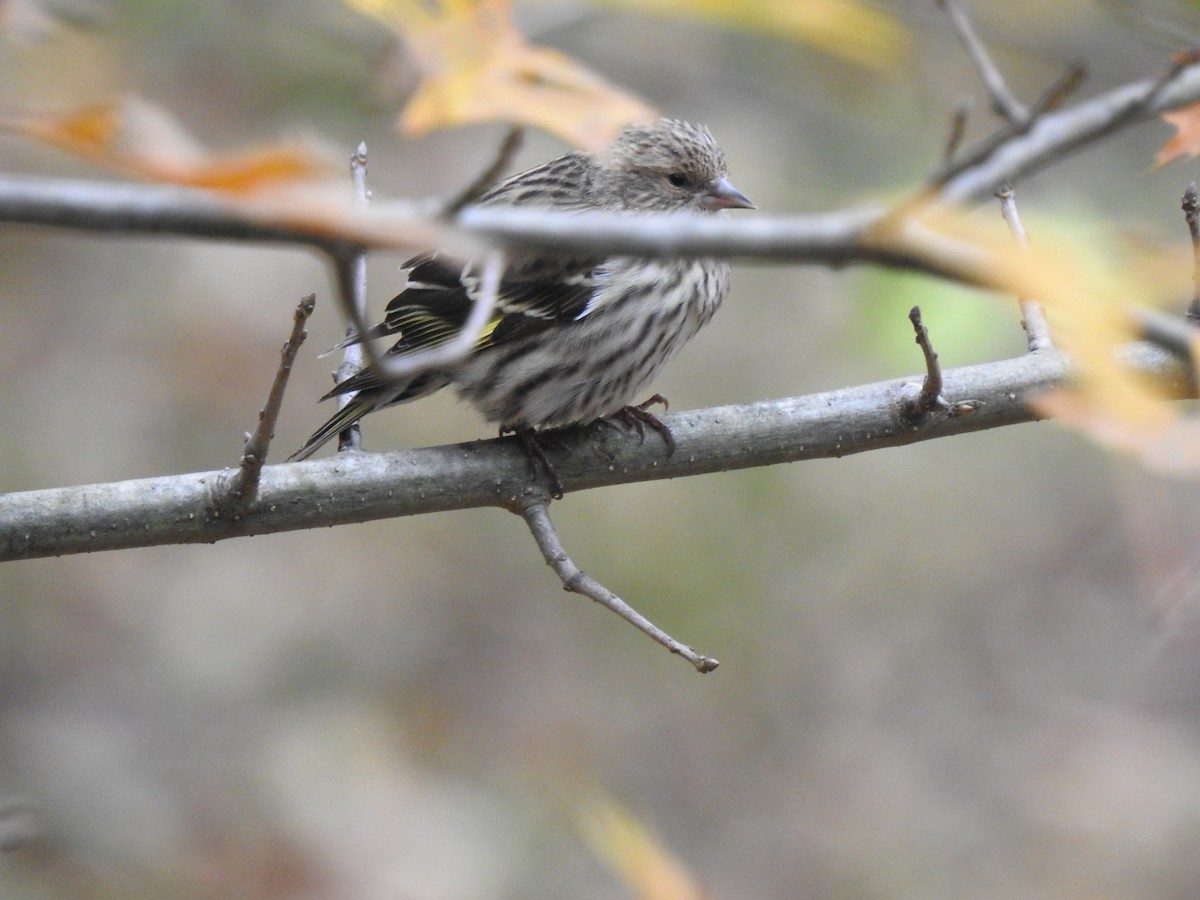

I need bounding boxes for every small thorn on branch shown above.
[902,306,947,424]
[512,490,719,673]
[224,293,315,505]
[995,184,1054,351]
[1183,183,1200,322]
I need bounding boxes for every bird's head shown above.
[602,119,754,214]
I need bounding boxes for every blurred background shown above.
[4,0,1200,896]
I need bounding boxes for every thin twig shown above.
[512,489,719,673]
[1182,183,1200,322]
[336,143,371,452]
[995,184,1054,351]
[942,100,972,166]
[221,293,315,506]
[938,0,1028,123]
[902,306,947,423]
[930,62,1086,191]
[443,126,524,216]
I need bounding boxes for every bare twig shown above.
[1,343,1188,562]
[443,126,524,216]
[931,62,1086,192]
[221,294,315,506]
[1183,183,1200,322]
[336,143,371,452]
[902,306,947,423]
[942,100,973,166]
[995,184,1054,351]
[938,0,1028,122]
[940,58,1200,203]
[512,489,718,673]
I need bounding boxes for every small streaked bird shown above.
[290,118,753,490]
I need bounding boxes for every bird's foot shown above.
[512,427,565,500]
[613,394,676,455]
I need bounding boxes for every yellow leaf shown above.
[344,0,657,149]
[2,97,336,194]
[574,792,707,900]
[1032,386,1200,476]
[873,203,1200,473]
[598,0,909,71]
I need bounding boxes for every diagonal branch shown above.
[938,0,1029,123]
[0,343,1188,563]
[513,490,718,673]
[219,293,315,507]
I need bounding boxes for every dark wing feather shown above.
[323,151,605,399]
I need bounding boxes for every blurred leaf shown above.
[2,96,337,193]
[345,0,656,149]
[875,203,1200,474]
[598,0,909,71]
[1034,386,1200,475]
[575,792,707,900]
[1157,101,1200,166]
[0,0,57,41]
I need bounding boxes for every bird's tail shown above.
[288,397,375,462]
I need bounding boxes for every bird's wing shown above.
[325,150,607,399]
[393,251,603,346]
[321,252,603,400]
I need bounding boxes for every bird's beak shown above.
[703,176,755,211]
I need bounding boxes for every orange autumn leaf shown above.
[1157,101,1200,167]
[345,0,656,150]
[3,97,336,194]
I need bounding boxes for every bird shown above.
[290,118,753,493]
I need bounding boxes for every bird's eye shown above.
[666,172,689,188]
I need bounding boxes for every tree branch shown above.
[938,0,1029,123]
[0,343,1187,562]
[1,61,1199,266]
[513,490,719,673]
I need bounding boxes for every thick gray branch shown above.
[2,63,1198,260]
[0,344,1185,562]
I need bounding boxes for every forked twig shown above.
[512,490,719,673]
